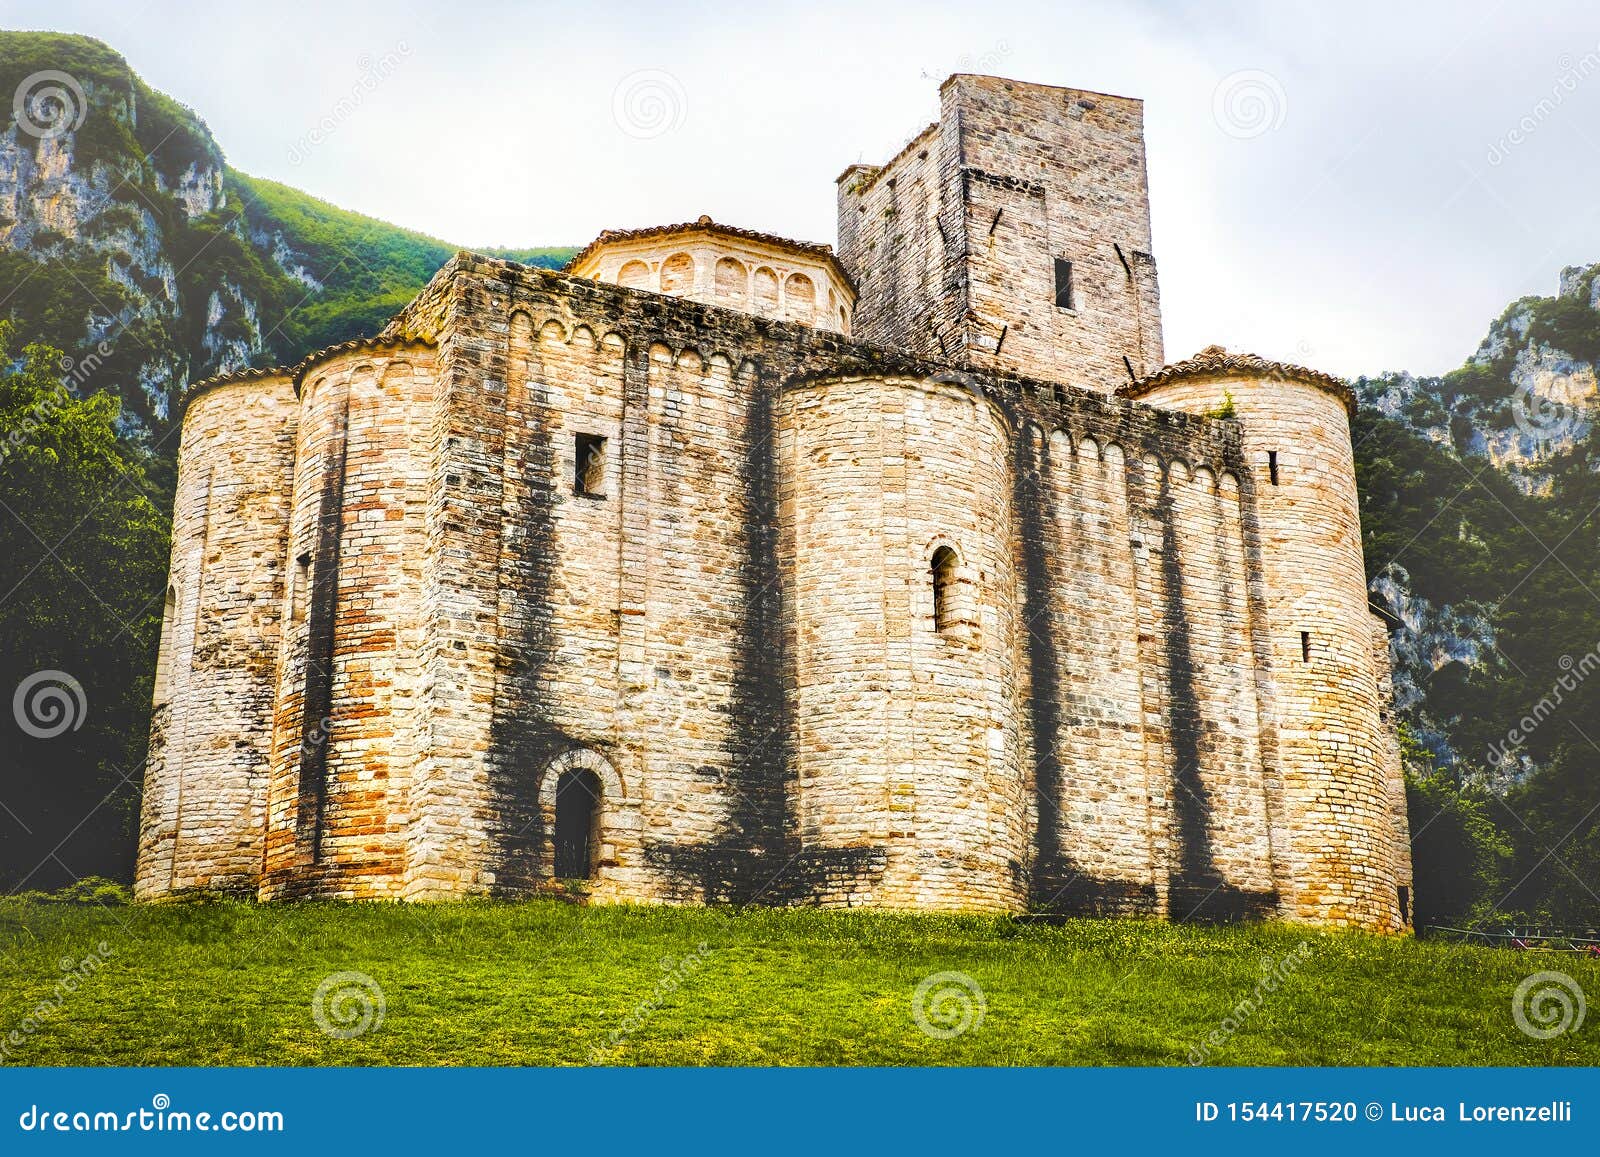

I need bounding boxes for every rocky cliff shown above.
[1360,262,1600,496]
[1356,262,1600,784]
[0,32,573,441]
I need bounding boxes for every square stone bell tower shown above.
[836,73,1164,393]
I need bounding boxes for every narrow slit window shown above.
[931,546,959,634]
[1053,258,1075,310]
[1300,631,1311,663]
[574,433,607,497]
[153,586,178,704]
[1268,450,1280,486]
[292,553,311,623]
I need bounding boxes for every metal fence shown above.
[1426,925,1600,953]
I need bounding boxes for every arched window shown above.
[931,545,960,634]
[714,256,747,305]
[753,267,780,310]
[617,260,651,289]
[553,765,601,879]
[783,272,815,323]
[660,252,695,296]
[292,552,311,622]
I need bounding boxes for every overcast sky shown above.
[19,0,1600,377]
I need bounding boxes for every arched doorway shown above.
[553,766,601,879]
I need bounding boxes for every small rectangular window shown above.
[1053,258,1075,310]
[1268,450,1280,486]
[1300,631,1311,663]
[574,433,606,497]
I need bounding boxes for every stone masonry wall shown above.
[261,343,436,899]
[1129,373,1406,930]
[143,254,1407,930]
[380,258,1279,910]
[837,125,952,362]
[1372,613,1414,925]
[838,76,1164,394]
[778,376,1027,910]
[1013,389,1272,918]
[570,229,856,334]
[135,373,298,899]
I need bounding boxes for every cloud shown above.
[43,0,1600,378]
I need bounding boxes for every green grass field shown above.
[0,899,1594,1066]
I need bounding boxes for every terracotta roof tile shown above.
[565,215,855,294]
[1118,344,1355,416]
[183,335,437,406]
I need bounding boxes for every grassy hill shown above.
[226,171,575,357]
[1,898,1594,1066]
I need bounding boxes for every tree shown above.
[1400,727,1513,929]
[0,322,168,890]
[1499,744,1600,925]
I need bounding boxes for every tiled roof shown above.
[1119,345,1355,415]
[184,336,437,404]
[564,215,854,291]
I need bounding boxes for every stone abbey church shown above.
[138,74,1414,931]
